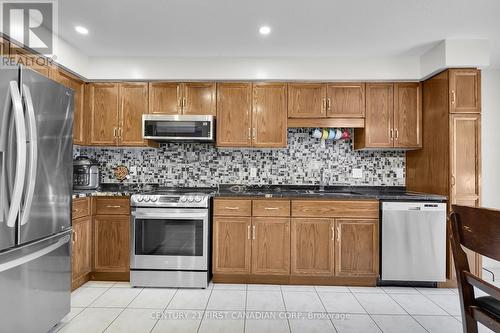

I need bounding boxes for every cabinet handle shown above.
[394,129,399,140]
[247,226,251,240]
[106,205,122,208]
[118,127,123,139]
[327,98,331,111]
[183,97,187,108]
[252,128,257,141]
[252,225,256,240]
[451,175,456,187]
[113,127,117,138]
[248,128,251,140]
[72,230,77,243]
[264,207,279,210]
[389,128,394,140]
[336,226,340,242]
[224,206,239,210]
[451,90,456,104]
[331,226,334,241]
[322,98,327,112]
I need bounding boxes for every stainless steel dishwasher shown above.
[381,201,447,284]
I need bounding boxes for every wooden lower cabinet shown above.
[335,219,379,277]
[213,217,251,274]
[291,218,334,276]
[93,215,130,273]
[72,215,92,290]
[251,217,290,275]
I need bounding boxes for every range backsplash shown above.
[74,129,405,187]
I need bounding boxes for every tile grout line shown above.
[101,285,145,333]
[349,291,385,333]
[279,285,293,333]
[243,284,248,333]
[196,283,215,333]
[148,288,180,333]
[313,286,339,333]
[384,292,432,333]
[416,289,460,318]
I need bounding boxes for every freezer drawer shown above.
[381,202,446,282]
[0,231,71,333]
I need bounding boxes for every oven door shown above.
[131,208,208,271]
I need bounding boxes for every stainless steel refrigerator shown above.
[0,63,73,333]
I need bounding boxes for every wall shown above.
[74,129,405,187]
[481,69,500,272]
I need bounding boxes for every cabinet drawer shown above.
[214,199,251,216]
[72,198,90,219]
[94,197,130,215]
[292,200,379,218]
[252,200,290,217]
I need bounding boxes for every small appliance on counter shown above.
[73,156,100,190]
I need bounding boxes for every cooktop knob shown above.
[194,196,202,202]
[180,196,187,202]
[151,196,158,202]
[187,196,194,203]
[144,196,151,202]
[136,195,143,202]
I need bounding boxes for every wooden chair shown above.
[449,205,500,333]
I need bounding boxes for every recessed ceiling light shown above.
[259,26,271,35]
[75,26,89,35]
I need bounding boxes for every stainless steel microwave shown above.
[142,115,215,142]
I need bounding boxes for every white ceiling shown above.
[58,0,500,68]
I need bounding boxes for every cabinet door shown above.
[149,82,182,114]
[252,83,287,148]
[327,83,365,118]
[450,114,481,207]
[119,83,148,146]
[251,217,290,275]
[288,83,326,118]
[0,37,9,56]
[52,68,86,145]
[449,69,481,114]
[93,215,130,272]
[183,83,216,116]
[72,216,92,284]
[213,217,251,274]
[216,83,253,147]
[87,83,119,145]
[9,44,51,78]
[364,83,394,148]
[291,218,334,276]
[335,219,378,277]
[393,83,421,148]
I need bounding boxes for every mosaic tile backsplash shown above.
[74,129,405,187]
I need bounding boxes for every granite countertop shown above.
[73,184,447,202]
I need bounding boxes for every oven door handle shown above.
[132,211,209,219]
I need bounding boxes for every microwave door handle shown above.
[19,84,38,226]
[5,81,27,228]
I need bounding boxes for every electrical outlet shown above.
[250,167,257,177]
[396,168,404,179]
[352,168,363,179]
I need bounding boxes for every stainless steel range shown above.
[130,188,213,288]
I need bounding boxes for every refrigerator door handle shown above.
[0,234,70,273]
[20,84,38,226]
[5,81,27,228]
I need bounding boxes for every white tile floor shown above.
[49,282,496,333]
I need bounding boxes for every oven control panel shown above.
[131,194,209,208]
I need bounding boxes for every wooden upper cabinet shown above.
[93,215,130,272]
[9,43,52,78]
[251,217,290,275]
[449,69,481,114]
[363,83,394,148]
[291,218,334,276]
[216,83,253,147]
[87,83,120,145]
[149,82,181,115]
[119,83,148,146]
[0,37,9,56]
[327,83,365,118]
[450,114,481,207]
[394,83,421,148]
[213,217,251,274]
[335,219,378,277]
[52,68,86,145]
[252,83,288,148]
[183,83,216,116]
[288,83,326,118]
